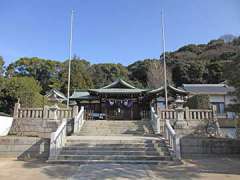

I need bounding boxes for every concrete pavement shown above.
[0,158,240,180]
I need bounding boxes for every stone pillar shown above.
[185,107,190,121]
[72,106,79,117]
[48,105,59,120]
[174,96,187,129]
[13,102,21,118]
[43,106,49,120]
[212,105,217,121]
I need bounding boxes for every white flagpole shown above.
[67,10,74,108]
[161,10,168,109]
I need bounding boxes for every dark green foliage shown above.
[0,77,43,114]
[185,95,210,109]
[89,63,129,88]
[224,58,240,113]
[204,61,224,83]
[6,57,63,92]
[0,56,4,76]
[60,57,93,93]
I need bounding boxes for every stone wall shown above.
[0,136,49,160]
[9,103,78,138]
[181,136,240,158]
[9,119,59,138]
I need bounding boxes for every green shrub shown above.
[185,95,210,109]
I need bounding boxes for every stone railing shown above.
[49,119,67,160]
[49,107,85,160]
[158,109,177,121]
[13,103,78,121]
[164,120,181,159]
[157,107,214,122]
[73,106,85,134]
[187,109,213,120]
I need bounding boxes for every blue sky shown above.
[0,0,239,65]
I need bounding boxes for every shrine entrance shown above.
[70,79,189,120]
[103,99,141,120]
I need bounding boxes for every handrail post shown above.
[13,102,21,118]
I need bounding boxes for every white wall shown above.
[0,116,13,136]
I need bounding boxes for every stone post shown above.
[174,96,187,129]
[185,107,190,121]
[48,104,59,121]
[72,106,79,117]
[211,105,222,137]
[13,102,21,118]
[43,106,49,120]
[212,105,217,121]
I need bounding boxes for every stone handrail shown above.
[188,109,213,120]
[13,103,78,120]
[158,109,177,120]
[57,108,73,119]
[150,107,161,134]
[74,106,85,134]
[17,108,43,119]
[164,119,181,159]
[157,107,214,121]
[49,118,67,160]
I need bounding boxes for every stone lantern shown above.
[175,95,187,129]
[46,93,59,121]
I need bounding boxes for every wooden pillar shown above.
[99,97,102,113]
[130,95,133,120]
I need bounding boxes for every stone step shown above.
[48,159,173,165]
[56,155,172,161]
[62,146,160,151]
[66,139,165,144]
[60,150,166,156]
[65,143,157,148]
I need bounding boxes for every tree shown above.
[204,61,224,83]
[187,62,205,83]
[60,57,93,93]
[6,57,63,92]
[185,95,210,109]
[224,59,240,112]
[128,59,172,88]
[90,63,129,88]
[172,62,190,86]
[0,56,4,76]
[0,77,43,114]
[145,60,172,88]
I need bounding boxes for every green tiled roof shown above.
[70,91,97,100]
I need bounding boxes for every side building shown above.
[182,83,236,119]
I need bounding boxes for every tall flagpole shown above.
[67,10,74,108]
[161,10,168,109]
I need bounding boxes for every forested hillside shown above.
[0,36,240,113]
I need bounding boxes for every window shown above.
[211,102,225,114]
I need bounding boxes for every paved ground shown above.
[0,158,240,180]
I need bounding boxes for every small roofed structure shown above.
[45,89,67,103]
[70,79,189,120]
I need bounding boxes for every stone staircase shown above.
[49,120,173,164]
[78,120,154,136]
